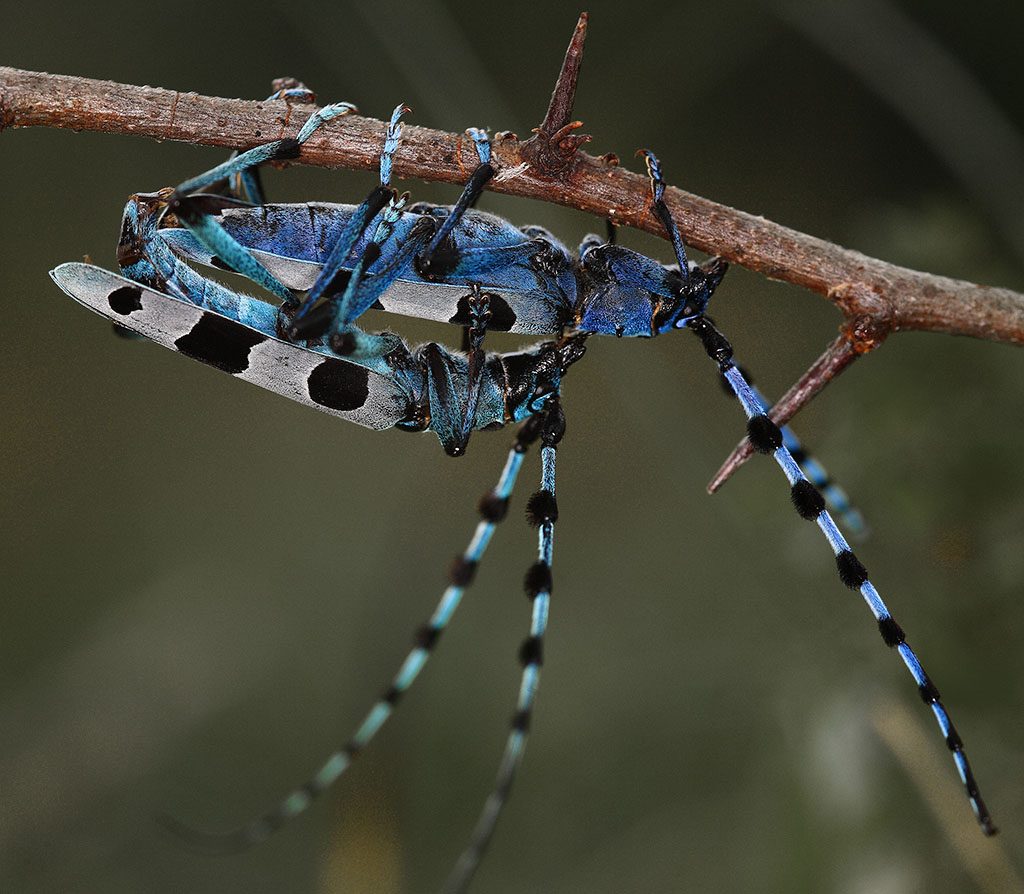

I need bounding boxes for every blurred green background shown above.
[2,1,1023,892]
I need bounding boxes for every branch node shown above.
[843,309,893,354]
[522,12,591,176]
[829,281,895,349]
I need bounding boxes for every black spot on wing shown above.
[173,312,267,374]
[307,358,370,411]
[108,285,143,316]
[448,292,517,332]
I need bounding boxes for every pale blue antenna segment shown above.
[748,383,867,537]
[156,434,530,852]
[444,423,561,894]
[716,357,994,835]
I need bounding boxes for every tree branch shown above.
[2,19,1022,489]
[4,64,1021,348]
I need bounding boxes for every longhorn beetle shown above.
[49,81,995,892]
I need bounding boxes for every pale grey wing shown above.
[158,229,562,334]
[159,229,325,290]
[50,263,414,431]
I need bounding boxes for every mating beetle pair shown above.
[50,85,995,892]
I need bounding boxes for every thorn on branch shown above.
[522,12,592,176]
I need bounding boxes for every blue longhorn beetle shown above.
[50,96,994,890]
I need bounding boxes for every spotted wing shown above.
[50,263,413,431]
